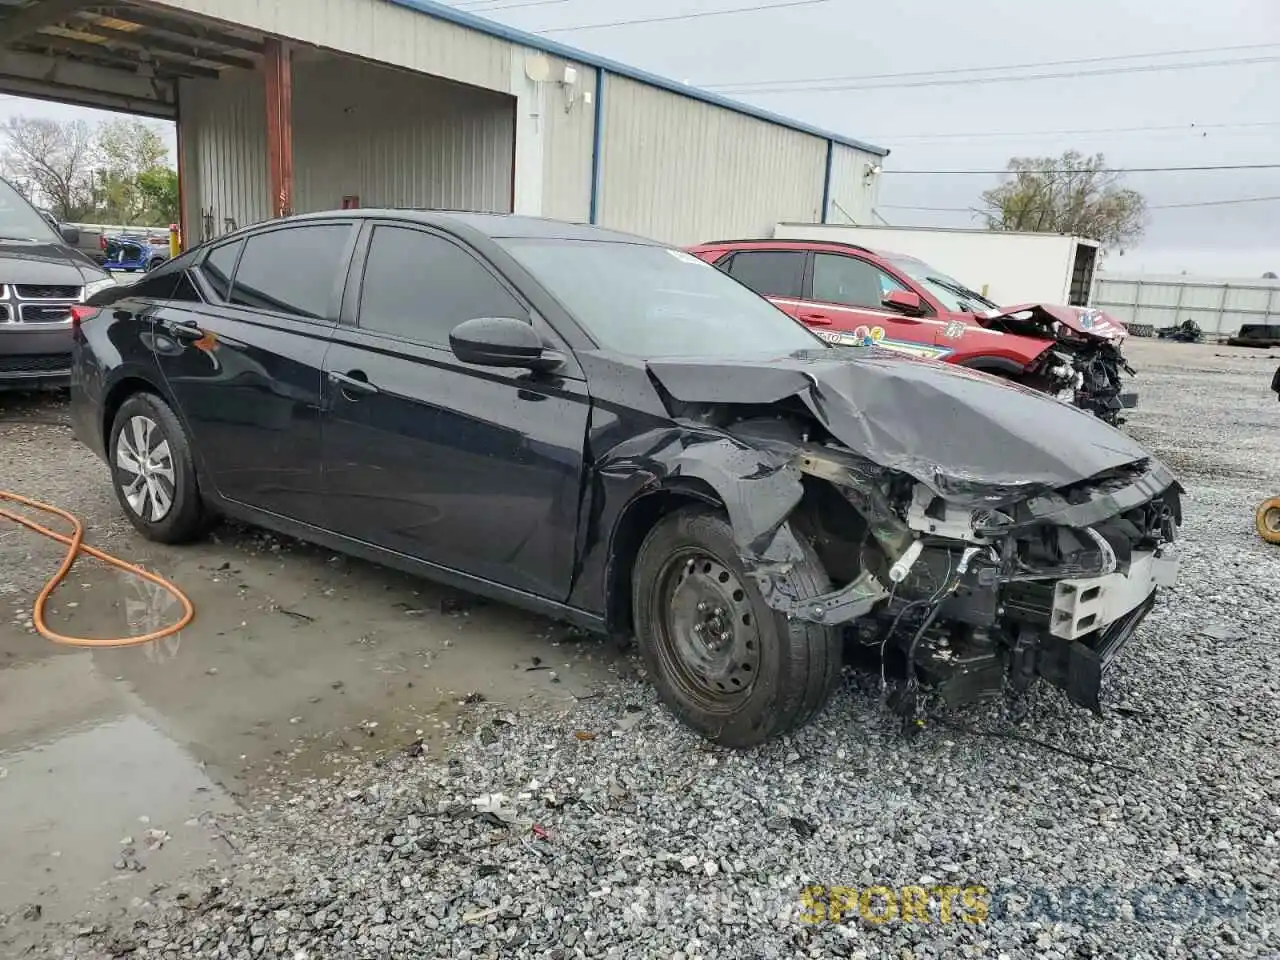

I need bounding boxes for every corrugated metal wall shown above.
[825,142,883,225]
[291,56,513,214]
[178,72,268,242]
[150,0,511,93]
[596,74,827,245]
[179,55,514,240]
[1093,274,1280,337]
[539,63,596,222]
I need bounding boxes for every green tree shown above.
[95,117,171,223]
[136,167,180,225]
[979,151,1146,251]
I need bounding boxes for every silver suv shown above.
[0,176,117,390]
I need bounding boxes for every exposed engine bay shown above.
[765,433,1181,720]
[987,306,1138,426]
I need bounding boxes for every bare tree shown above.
[1,116,96,220]
[979,151,1146,251]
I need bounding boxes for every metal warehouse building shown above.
[0,0,889,248]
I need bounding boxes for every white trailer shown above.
[772,223,1101,308]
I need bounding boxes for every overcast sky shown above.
[3,0,1276,277]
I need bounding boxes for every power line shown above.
[1152,194,1280,209]
[535,0,831,33]
[704,41,1280,91]
[880,196,1280,214]
[455,0,575,12]
[886,164,1280,175]
[710,54,1280,94]
[860,120,1280,142]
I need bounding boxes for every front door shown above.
[149,221,357,526]
[320,222,590,601]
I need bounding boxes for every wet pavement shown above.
[0,391,626,944]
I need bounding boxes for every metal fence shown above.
[1092,273,1280,338]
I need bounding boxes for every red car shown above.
[687,238,1137,424]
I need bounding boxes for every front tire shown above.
[109,392,208,544]
[632,505,842,748]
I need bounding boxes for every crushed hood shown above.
[647,348,1158,503]
[986,303,1127,341]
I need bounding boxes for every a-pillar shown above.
[263,38,294,219]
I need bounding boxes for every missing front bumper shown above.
[1036,590,1157,712]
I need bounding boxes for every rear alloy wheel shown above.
[632,505,842,748]
[1256,496,1280,545]
[109,393,208,544]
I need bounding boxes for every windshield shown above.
[498,238,827,359]
[884,254,999,313]
[0,178,61,242]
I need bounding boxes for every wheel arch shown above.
[956,354,1029,377]
[101,374,172,453]
[603,479,726,638]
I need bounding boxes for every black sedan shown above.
[70,210,1182,747]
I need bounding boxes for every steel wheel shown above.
[115,414,176,523]
[649,547,762,711]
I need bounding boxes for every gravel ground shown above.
[15,341,1280,959]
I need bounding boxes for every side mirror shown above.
[449,316,562,371]
[60,225,81,245]
[882,289,923,315]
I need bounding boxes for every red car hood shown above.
[985,303,1127,341]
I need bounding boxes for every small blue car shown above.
[104,235,168,273]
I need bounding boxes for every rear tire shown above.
[632,505,842,748]
[109,392,208,544]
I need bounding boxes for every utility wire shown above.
[455,0,576,12]
[535,0,831,33]
[711,55,1280,94]
[861,120,1280,142]
[705,41,1280,90]
[881,196,1280,213]
[885,163,1280,175]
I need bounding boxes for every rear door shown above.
[319,220,590,600]
[149,219,358,526]
[711,249,808,319]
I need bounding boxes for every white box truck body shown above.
[772,223,1101,308]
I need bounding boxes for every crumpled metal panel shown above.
[648,347,1161,506]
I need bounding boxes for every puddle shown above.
[4,522,626,793]
[0,501,628,937]
[0,655,238,927]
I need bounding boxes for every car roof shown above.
[690,237,908,260]
[263,209,661,246]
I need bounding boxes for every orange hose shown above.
[0,491,194,647]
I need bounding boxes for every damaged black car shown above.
[69,211,1183,747]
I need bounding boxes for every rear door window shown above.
[723,250,806,299]
[229,225,353,321]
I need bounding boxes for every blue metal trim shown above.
[820,140,833,224]
[589,68,604,224]
[384,0,889,157]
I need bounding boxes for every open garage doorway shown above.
[0,1,517,252]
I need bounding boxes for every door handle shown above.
[161,317,205,340]
[799,312,832,325]
[330,370,379,397]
